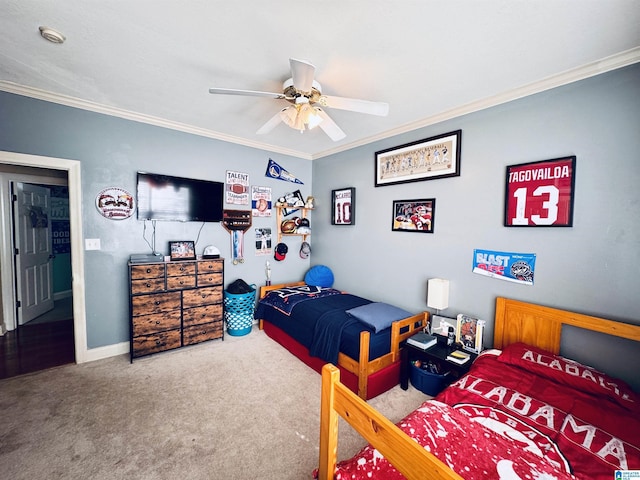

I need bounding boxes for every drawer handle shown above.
[146,283,151,288]
[155,340,161,345]
[180,267,186,272]
[155,320,160,325]
[179,280,184,285]
[146,268,152,274]
[155,301,161,306]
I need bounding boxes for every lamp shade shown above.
[427,278,449,310]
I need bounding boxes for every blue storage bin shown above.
[409,363,450,396]
[223,287,256,336]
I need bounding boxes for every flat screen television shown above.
[136,172,224,222]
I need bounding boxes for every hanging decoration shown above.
[472,248,536,286]
[225,170,250,205]
[265,158,304,184]
[95,187,135,220]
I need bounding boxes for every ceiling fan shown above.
[209,58,389,141]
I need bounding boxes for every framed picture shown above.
[375,130,461,187]
[431,315,457,338]
[456,314,484,354]
[391,198,435,233]
[282,190,304,216]
[169,241,196,261]
[504,156,576,227]
[331,187,355,225]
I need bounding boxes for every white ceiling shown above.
[1,1,639,160]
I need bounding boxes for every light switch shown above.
[85,238,101,250]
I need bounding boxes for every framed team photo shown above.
[331,187,355,225]
[504,156,576,227]
[391,198,435,233]
[375,130,461,187]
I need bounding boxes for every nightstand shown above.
[400,340,477,392]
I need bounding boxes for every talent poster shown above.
[472,248,536,286]
[225,170,250,205]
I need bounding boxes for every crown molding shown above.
[313,47,640,159]
[2,47,638,161]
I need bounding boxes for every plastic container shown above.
[223,286,256,336]
[409,363,450,396]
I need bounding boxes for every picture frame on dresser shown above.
[169,241,196,261]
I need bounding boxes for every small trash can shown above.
[223,284,256,336]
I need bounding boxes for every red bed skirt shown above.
[262,321,400,400]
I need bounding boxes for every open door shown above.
[12,182,54,325]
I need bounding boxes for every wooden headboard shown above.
[494,297,640,354]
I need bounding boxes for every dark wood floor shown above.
[0,304,75,379]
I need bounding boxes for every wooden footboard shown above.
[257,281,427,399]
[318,363,463,480]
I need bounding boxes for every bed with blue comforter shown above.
[256,282,427,399]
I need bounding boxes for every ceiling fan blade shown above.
[320,95,389,116]
[315,109,346,141]
[289,58,315,93]
[256,108,287,135]
[209,87,285,99]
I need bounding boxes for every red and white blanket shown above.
[326,343,640,479]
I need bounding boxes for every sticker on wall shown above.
[95,187,135,220]
[472,248,536,286]
[226,170,250,205]
[265,158,304,184]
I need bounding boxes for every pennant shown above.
[472,249,536,286]
[265,159,304,184]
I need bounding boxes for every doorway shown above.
[1,178,74,378]
[0,151,87,378]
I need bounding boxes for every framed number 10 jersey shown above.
[504,156,576,227]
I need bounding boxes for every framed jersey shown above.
[504,156,576,227]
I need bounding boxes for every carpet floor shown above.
[0,327,427,479]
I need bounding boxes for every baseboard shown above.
[54,290,73,301]
[83,341,129,363]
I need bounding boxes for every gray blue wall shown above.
[1,63,638,388]
[311,64,640,388]
[0,95,313,348]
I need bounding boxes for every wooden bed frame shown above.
[317,296,640,480]
[257,281,428,400]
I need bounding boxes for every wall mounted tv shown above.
[136,172,224,222]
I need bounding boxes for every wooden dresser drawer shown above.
[130,263,165,280]
[132,310,181,336]
[183,304,223,327]
[166,262,196,276]
[131,277,165,295]
[166,275,196,290]
[132,291,181,316]
[132,329,181,357]
[198,260,223,274]
[182,286,222,308]
[197,272,223,286]
[183,322,223,346]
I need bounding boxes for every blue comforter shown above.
[256,288,371,364]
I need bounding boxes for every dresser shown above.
[129,258,224,360]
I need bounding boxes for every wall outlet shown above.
[85,238,101,250]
